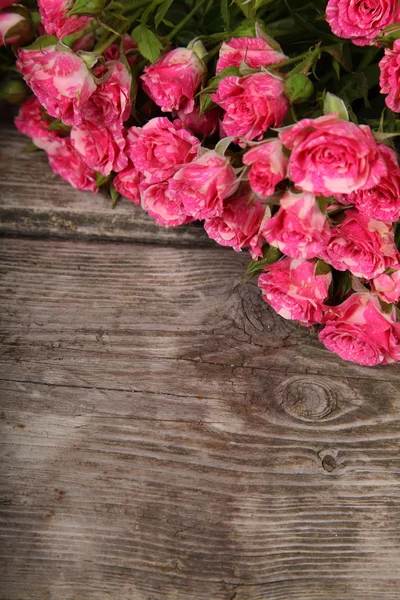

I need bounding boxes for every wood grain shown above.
[1,237,400,600]
[0,123,210,245]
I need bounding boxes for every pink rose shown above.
[103,35,137,67]
[127,117,200,184]
[204,190,266,257]
[141,182,194,228]
[176,106,220,138]
[141,48,205,114]
[216,37,287,74]
[71,121,127,176]
[168,150,239,220]
[17,44,96,126]
[380,39,400,112]
[81,60,131,126]
[114,167,141,205]
[319,293,400,366]
[320,209,398,279]
[48,138,97,192]
[371,263,400,304]
[0,10,32,46]
[14,96,66,154]
[280,114,387,196]
[258,257,332,326]
[243,139,288,197]
[37,0,92,39]
[262,190,330,259]
[211,73,289,141]
[335,144,400,223]
[326,0,400,46]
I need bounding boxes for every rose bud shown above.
[0,9,33,46]
[212,72,289,141]
[126,117,200,184]
[284,73,314,105]
[81,60,132,127]
[204,190,266,257]
[320,209,398,279]
[262,190,330,259]
[280,114,387,196]
[334,144,400,223]
[0,78,27,104]
[168,150,239,220]
[114,167,141,205]
[15,96,66,154]
[70,121,128,177]
[216,37,287,73]
[319,293,400,366]
[326,0,400,46]
[37,0,92,39]
[380,38,400,113]
[243,139,288,197]
[371,263,400,305]
[258,257,332,327]
[141,47,205,114]
[17,42,96,126]
[141,181,194,228]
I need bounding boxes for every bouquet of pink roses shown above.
[2,0,400,367]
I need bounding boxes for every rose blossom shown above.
[176,106,220,138]
[141,48,205,114]
[243,139,288,197]
[204,190,266,257]
[81,60,132,126]
[114,167,141,205]
[37,0,92,39]
[216,37,287,73]
[211,72,289,141]
[319,293,400,366]
[71,121,127,176]
[258,257,332,326]
[0,11,32,46]
[103,34,137,67]
[326,0,400,46]
[126,117,200,184]
[17,44,96,126]
[280,114,387,196]
[141,182,194,228]
[335,144,400,223]
[320,209,398,279]
[15,96,66,154]
[168,150,239,220]
[379,39,400,113]
[262,190,330,259]
[48,138,97,192]
[371,263,400,304]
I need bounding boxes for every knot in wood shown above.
[275,377,338,422]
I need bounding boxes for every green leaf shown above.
[96,172,111,189]
[46,119,72,134]
[132,24,163,64]
[314,259,331,276]
[200,66,241,95]
[199,93,216,114]
[24,34,58,51]
[155,0,173,28]
[67,0,109,16]
[221,0,230,31]
[244,245,282,281]
[378,298,394,315]
[110,183,120,208]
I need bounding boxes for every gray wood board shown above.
[0,123,211,245]
[1,237,400,600]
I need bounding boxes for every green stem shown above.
[94,9,142,54]
[166,0,210,41]
[267,50,311,70]
[63,21,98,47]
[94,32,119,54]
[120,0,152,13]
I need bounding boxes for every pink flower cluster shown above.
[13,7,400,367]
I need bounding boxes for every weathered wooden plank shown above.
[0,123,211,245]
[1,237,400,600]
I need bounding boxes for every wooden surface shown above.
[1,124,400,600]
